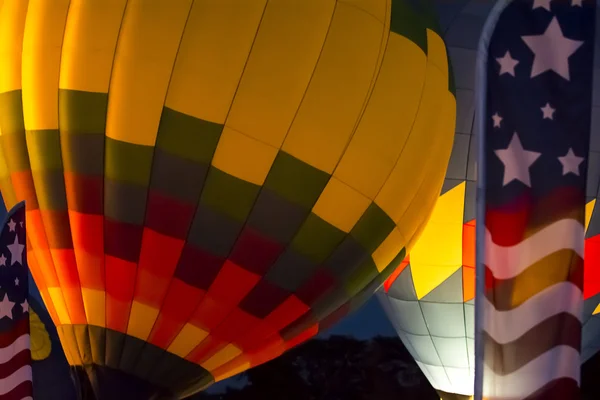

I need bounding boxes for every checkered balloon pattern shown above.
[0,0,455,398]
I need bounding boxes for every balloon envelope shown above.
[377,0,600,398]
[0,0,455,398]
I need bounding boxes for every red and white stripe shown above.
[482,217,584,399]
[0,317,33,400]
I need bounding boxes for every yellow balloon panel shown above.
[59,0,128,93]
[0,0,27,93]
[228,0,337,150]
[105,0,192,146]
[280,2,385,173]
[334,32,427,199]
[411,183,466,299]
[164,0,266,124]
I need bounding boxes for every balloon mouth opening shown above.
[435,389,474,400]
[70,366,95,400]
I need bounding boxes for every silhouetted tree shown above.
[191,335,600,400]
[188,335,438,400]
[582,351,600,400]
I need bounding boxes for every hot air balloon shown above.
[377,1,600,399]
[0,0,456,398]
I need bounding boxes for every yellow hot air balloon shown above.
[0,0,455,398]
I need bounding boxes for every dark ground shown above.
[189,335,600,400]
[69,334,600,400]
[189,336,438,400]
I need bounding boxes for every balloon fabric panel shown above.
[0,0,456,398]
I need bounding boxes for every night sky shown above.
[321,297,396,339]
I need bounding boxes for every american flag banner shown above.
[0,201,32,399]
[474,0,597,399]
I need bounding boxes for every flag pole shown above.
[473,1,513,399]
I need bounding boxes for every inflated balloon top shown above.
[0,0,455,398]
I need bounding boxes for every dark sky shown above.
[320,297,396,339]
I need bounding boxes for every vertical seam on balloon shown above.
[0,17,22,223]
[369,50,431,205]
[367,0,456,214]
[0,2,72,375]
[375,106,454,286]
[35,6,79,326]
[401,132,461,390]
[256,0,388,350]
[57,0,92,369]
[462,129,475,381]
[0,10,29,286]
[215,1,394,372]
[20,4,77,333]
[379,292,409,346]
[103,0,131,369]
[465,116,476,185]
[179,0,342,370]
[357,116,448,302]
[0,116,18,210]
[319,27,449,333]
[389,189,456,392]
[0,3,43,315]
[23,0,80,354]
[148,0,269,359]
[116,1,274,387]
[117,1,197,384]
[144,1,274,382]
[370,44,456,251]
[415,297,454,392]
[323,2,392,183]
[342,1,386,24]
[117,0,244,386]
